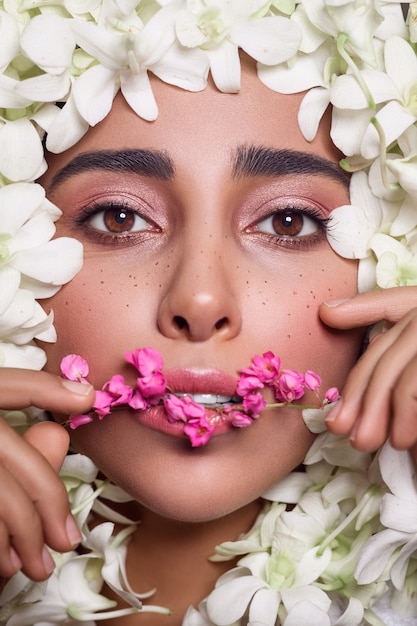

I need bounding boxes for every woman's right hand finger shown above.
[0,369,95,582]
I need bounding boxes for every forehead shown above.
[44,58,341,182]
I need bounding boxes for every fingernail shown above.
[325,399,343,423]
[66,514,81,547]
[61,380,94,396]
[9,547,22,571]
[322,298,350,308]
[42,546,55,575]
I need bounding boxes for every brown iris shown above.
[103,208,136,233]
[272,211,304,236]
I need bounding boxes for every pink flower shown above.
[125,347,164,376]
[163,394,206,424]
[60,354,90,384]
[304,370,322,392]
[184,416,215,447]
[68,413,94,429]
[103,375,134,405]
[236,373,264,397]
[136,371,166,405]
[230,411,254,428]
[93,390,114,418]
[243,391,266,418]
[274,369,305,403]
[325,387,339,403]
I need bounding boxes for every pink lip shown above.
[134,368,241,439]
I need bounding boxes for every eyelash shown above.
[250,205,329,250]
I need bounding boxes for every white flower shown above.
[175,0,302,92]
[355,443,417,591]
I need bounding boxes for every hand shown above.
[319,287,417,460]
[0,369,95,583]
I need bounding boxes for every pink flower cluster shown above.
[60,348,338,447]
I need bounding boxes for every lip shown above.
[134,368,241,439]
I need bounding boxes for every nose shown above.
[157,248,242,342]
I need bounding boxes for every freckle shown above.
[292,291,298,296]
[100,281,104,284]
[287,334,291,338]
[134,284,138,287]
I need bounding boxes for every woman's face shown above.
[40,62,362,522]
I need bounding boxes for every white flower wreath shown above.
[1,0,417,624]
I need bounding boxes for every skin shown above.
[1,57,417,619]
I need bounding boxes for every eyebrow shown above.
[232,145,349,187]
[49,149,175,189]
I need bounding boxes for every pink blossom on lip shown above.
[274,369,305,403]
[60,354,89,383]
[93,390,114,418]
[243,391,266,418]
[304,370,322,391]
[325,387,339,403]
[136,371,166,405]
[230,411,254,428]
[103,374,134,405]
[125,347,164,376]
[163,394,206,424]
[236,373,264,397]
[68,413,94,429]
[184,416,215,447]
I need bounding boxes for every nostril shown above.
[173,315,188,330]
[215,317,228,330]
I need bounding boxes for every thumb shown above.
[23,421,70,473]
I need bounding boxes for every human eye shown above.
[75,198,160,243]
[249,200,329,249]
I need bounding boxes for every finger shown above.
[325,313,417,445]
[0,368,95,415]
[0,419,81,578]
[320,287,417,329]
[389,353,417,450]
[0,462,54,581]
[23,421,69,473]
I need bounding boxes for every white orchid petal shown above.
[248,587,279,626]
[330,107,373,157]
[12,238,83,285]
[369,233,411,262]
[21,14,75,74]
[262,472,312,503]
[0,11,20,70]
[0,343,47,369]
[70,20,125,68]
[379,444,417,500]
[284,600,331,626]
[232,17,301,66]
[206,575,266,625]
[391,538,417,589]
[384,36,417,96]
[380,493,417,533]
[45,91,90,153]
[0,74,32,109]
[390,195,417,237]
[298,87,330,141]
[355,528,408,584]
[327,203,381,259]
[361,101,416,160]
[0,120,45,182]
[387,157,417,196]
[16,72,71,103]
[334,597,364,625]
[258,52,326,95]
[120,70,158,122]
[73,65,117,126]
[331,71,398,110]
[281,584,331,614]
[152,43,208,92]
[357,255,377,292]
[206,40,241,93]
[0,182,45,233]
